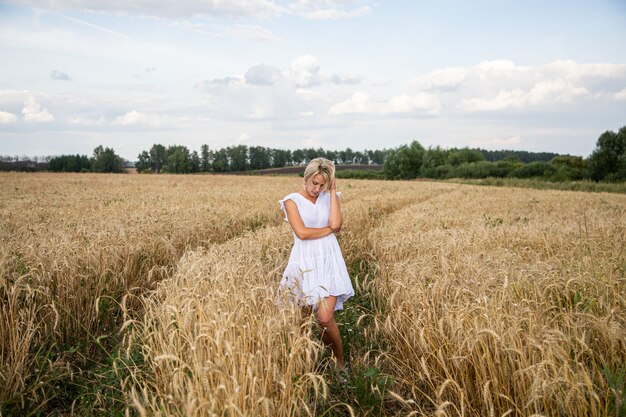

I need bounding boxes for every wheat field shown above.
[1,172,624,416]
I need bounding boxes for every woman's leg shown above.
[316,296,344,368]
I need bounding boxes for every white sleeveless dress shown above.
[278,191,355,310]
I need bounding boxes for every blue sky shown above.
[1,0,625,160]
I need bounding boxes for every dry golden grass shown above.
[1,172,624,416]
[368,186,626,416]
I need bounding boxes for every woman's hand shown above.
[329,178,337,191]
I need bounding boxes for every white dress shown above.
[278,191,355,310]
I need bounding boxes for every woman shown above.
[278,157,354,369]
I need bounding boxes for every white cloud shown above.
[459,79,588,111]
[68,116,106,126]
[0,111,18,124]
[412,66,467,91]
[300,6,370,19]
[615,88,626,101]
[328,91,440,116]
[237,132,251,143]
[9,0,284,19]
[245,64,282,85]
[295,89,321,101]
[409,59,626,113]
[112,110,162,127]
[289,0,371,19]
[51,70,70,81]
[221,25,280,42]
[330,73,361,85]
[289,55,321,87]
[22,95,55,122]
[299,111,314,117]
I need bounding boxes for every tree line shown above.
[1,126,623,181]
[0,146,128,173]
[134,144,388,174]
[383,126,626,182]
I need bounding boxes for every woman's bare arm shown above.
[284,200,334,240]
[328,180,343,232]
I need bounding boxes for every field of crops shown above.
[1,172,625,416]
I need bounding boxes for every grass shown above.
[446,176,626,193]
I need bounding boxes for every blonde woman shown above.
[279,157,354,370]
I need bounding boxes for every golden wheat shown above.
[368,186,626,416]
[1,172,624,417]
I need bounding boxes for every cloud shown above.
[289,55,321,87]
[10,0,284,19]
[410,60,626,113]
[171,20,280,42]
[289,1,372,19]
[458,79,588,111]
[0,111,18,124]
[50,70,70,81]
[299,6,370,19]
[245,64,282,85]
[330,73,361,85]
[112,110,162,127]
[237,132,251,143]
[221,25,280,42]
[22,95,55,122]
[68,116,106,126]
[196,77,242,90]
[328,91,440,116]
[412,66,467,91]
[615,88,626,101]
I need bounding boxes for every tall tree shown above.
[226,145,248,171]
[383,141,425,179]
[190,150,201,173]
[91,145,124,173]
[149,144,167,173]
[292,149,305,165]
[588,126,626,181]
[164,145,190,173]
[136,150,152,172]
[249,146,271,170]
[271,149,291,168]
[200,144,211,172]
[212,148,229,172]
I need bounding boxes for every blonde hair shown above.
[303,157,335,192]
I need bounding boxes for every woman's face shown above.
[304,174,326,198]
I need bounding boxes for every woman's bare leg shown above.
[316,296,344,368]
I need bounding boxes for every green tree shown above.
[588,127,626,181]
[149,144,166,173]
[447,148,484,166]
[271,149,291,168]
[249,146,271,170]
[549,156,588,181]
[200,144,211,172]
[190,150,201,173]
[48,154,91,172]
[292,149,305,165]
[135,151,152,173]
[420,146,449,177]
[91,145,124,173]
[226,145,248,171]
[383,141,425,179]
[212,148,229,172]
[164,145,190,173]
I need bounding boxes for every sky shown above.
[1,0,625,161]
